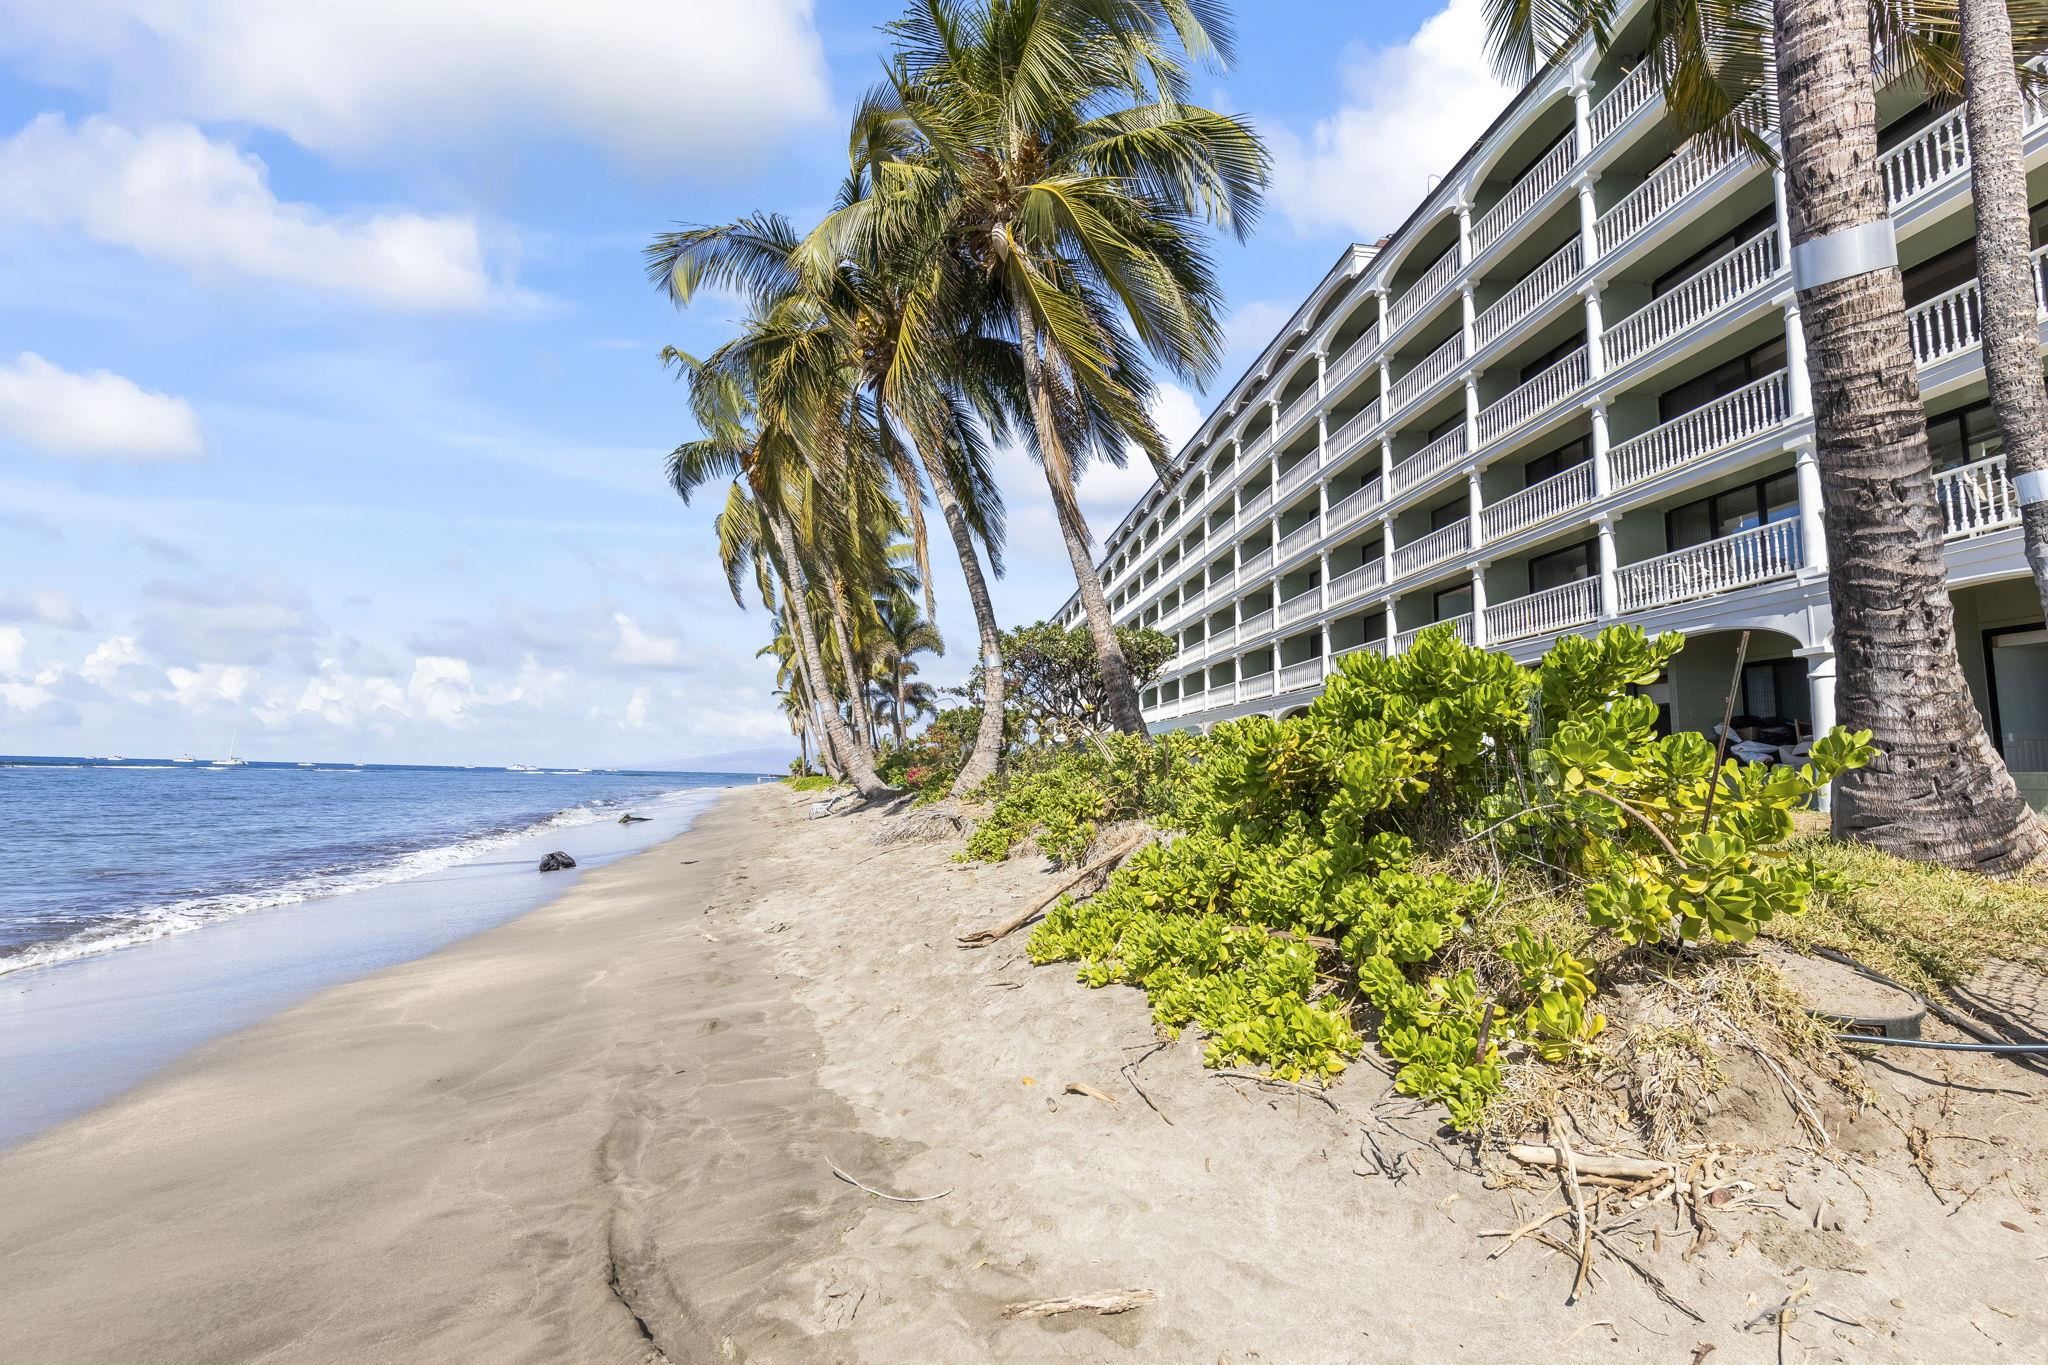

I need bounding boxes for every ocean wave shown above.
[0,787,712,978]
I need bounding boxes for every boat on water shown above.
[505,764,541,773]
[213,728,249,768]
[173,753,197,764]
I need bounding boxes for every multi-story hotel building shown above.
[1052,6,2048,808]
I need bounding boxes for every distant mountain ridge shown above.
[654,744,795,775]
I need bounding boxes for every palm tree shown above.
[874,588,946,749]
[648,210,1020,798]
[825,0,1270,735]
[667,346,895,801]
[1481,0,2047,872]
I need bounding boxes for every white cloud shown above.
[81,635,142,685]
[406,655,479,727]
[623,686,651,729]
[0,0,831,171]
[0,115,497,310]
[0,625,25,674]
[610,612,686,670]
[0,587,88,629]
[0,352,203,459]
[164,661,255,709]
[1270,0,1516,238]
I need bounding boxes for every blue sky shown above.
[0,0,1514,767]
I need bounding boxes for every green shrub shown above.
[785,773,837,793]
[1025,625,1874,1129]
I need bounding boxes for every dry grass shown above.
[1769,836,2048,1000]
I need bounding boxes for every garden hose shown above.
[1809,946,2048,1055]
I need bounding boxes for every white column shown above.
[1470,562,1490,647]
[1572,81,1592,158]
[1595,513,1619,618]
[1466,469,1484,549]
[1799,643,1839,812]
[1794,438,1827,573]
[1378,359,1393,410]
[1577,176,1601,267]
[1375,289,1390,345]
[1456,202,1473,266]
[1772,167,1794,266]
[1582,286,1606,379]
[1460,285,1477,357]
[1380,437,1396,492]
[1317,412,1329,460]
[1588,400,1612,499]
[1784,300,1813,416]
[1315,349,1328,397]
[1463,377,1481,453]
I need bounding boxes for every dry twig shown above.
[957,834,1150,947]
[1001,1290,1158,1319]
[828,1162,952,1204]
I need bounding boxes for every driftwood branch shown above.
[957,833,1152,947]
[1001,1289,1158,1319]
[1505,1145,1679,1184]
[828,1162,952,1204]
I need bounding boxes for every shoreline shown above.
[4,785,2044,1363]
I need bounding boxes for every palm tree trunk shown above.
[918,443,1009,796]
[1774,0,2048,872]
[769,511,890,799]
[1010,300,1149,736]
[1959,0,2048,617]
[824,580,878,758]
[893,661,907,750]
[798,721,811,776]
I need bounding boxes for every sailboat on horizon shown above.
[214,728,249,768]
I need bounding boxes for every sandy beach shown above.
[3,784,2045,1363]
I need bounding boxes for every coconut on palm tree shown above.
[821,0,1271,735]
[1480,0,2047,871]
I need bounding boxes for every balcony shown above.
[1208,622,1238,652]
[1480,461,1595,542]
[1239,485,1274,520]
[1328,478,1385,532]
[1602,230,1782,369]
[1588,48,1667,146]
[1390,427,1467,494]
[1472,136,1580,257]
[1391,519,1471,579]
[1390,248,1460,332]
[1615,520,1802,613]
[1484,577,1601,645]
[1339,639,1390,663]
[1240,672,1277,700]
[1938,454,2022,539]
[1474,239,1583,350]
[1240,545,1275,577]
[1278,385,1319,439]
[1389,333,1466,411]
[1243,422,1275,461]
[1329,558,1387,604]
[1596,119,1756,257]
[1277,455,1320,499]
[1326,401,1384,460]
[1478,345,1587,445]
[1278,584,1323,625]
[1609,371,1790,489]
[1278,657,1326,692]
[1209,566,1238,596]
[1906,244,2048,367]
[1325,330,1378,393]
[1238,607,1275,640]
[1392,614,1474,652]
[1277,520,1321,562]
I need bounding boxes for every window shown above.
[1523,436,1591,488]
[1652,205,1777,298]
[1425,411,1463,444]
[1657,337,1788,422]
[1433,584,1474,620]
[1926,399,2002,473]
[1666,471,1799,550]
[1428,499,1465,532]
[1528,539,1597,592]
[1741,659,1813,729]
[1519,332,1587,383]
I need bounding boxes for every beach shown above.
[3,783,2045,1363]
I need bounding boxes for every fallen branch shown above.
[1590,1227,1705,1323]
[1553,1124,1595,1306]
[828,1162,952,1204]
[1001,1290,1159,1320]
[958,833,1151,947]
[1211,1070,1339,1113]
[1482,1204,1571,1257]
[1120,1042,1174,1126]
[1506,1144,1679,1184]
[1063,1082,1119,1107]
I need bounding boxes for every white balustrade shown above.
[1480,462,1596,542]
[1389,333,1466,411]
[1392,614,1474,652]
[1278,384,1319,437]
[1390,247,1460,331]
[1278,585,1323,625]
[1328,558,1387,603]
[1472,136,1579,256]
[1239,485,1274,520]
[1596,121,1752,256]
[1391,427,1467,493]
[1243,422,1275,461]
[1484,577,1601,645]
[1609,371,1788,488]
[1882,103,1970,210]
[1240,672,1277,700]
[1937,454,2022,539]
[1208,623,1238,652]
[1209,566,1239,595]
[1475,239,1583,349]
[1278,657,1326,692]
[1615,520,1802,612]
[1391,520,1472,578]
[1277,520,1321,561]
[1327,478,1385,531]
[1478,346,1587,445]
[1240,545,1275,576]
[1340,639,1391,663]
[1326,401,1382,459]
[1277,455,1320,499]
[1589,47,1667,145]
[1602,230,1781,367]
[1907,279,1982,366]
[1238,607,1275,639]
[1324,331,1377,392]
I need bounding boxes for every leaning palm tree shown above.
[874,588,946,749]
[667,346,895,801]
[823,0,1271,735]
[1481,0,2048,871]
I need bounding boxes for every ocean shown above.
[0,757,752,1144]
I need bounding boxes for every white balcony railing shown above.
[1277,455,1320,499]
[1472,135,1580,257]
[1279,385,1318,437]
[1937,454,2022,539]
[1478,346,1587,445]
[1328,478,1385,531]
[1277,520,1321,562]
[1340,639,1391,663]
[1906,243,2048,367]
[1239,485,1274,520]
[1389,333,1466,411]
[1209,566,1238,596]
[1609,371,1789,489]
[1240,672,1277,700]
[1391,520,1472,578]
[1238,607,1275,640]
[1475,239,1583,349]
[1278,585,1323,625]
[1240,545,1275,577]
[1615,520,1802,612]
[1480,461,1596,542]
[1391,426,1467,494]
[1882,103,1971,211]
[1596,122,1754,256]
[1326,400,1384,459]
[1278,657,1326,692]
[1485,577,1601,645]
[1328,558,1387,604]
[1602,230,1781,368]
[1325,330,1377,393]
[1208,623,1238,652]
[1392,614,1474,652]
[1588,48,1667,146]
[1390,247,1460,331]
[1243,420,1275,461]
